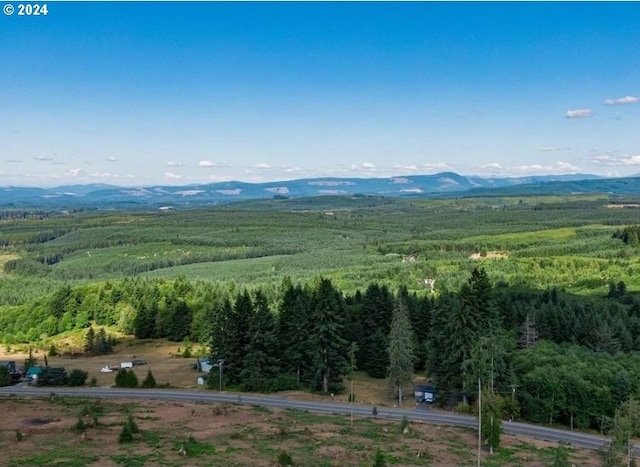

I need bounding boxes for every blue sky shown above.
[1,2,639,187]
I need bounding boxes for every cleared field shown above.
[0,396,598,467]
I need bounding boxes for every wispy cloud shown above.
[167,161,183,167]
[423,162,451,171]
[361,162,376,169]
[65,168,117,179]
[538,146,571,152]
[565,109,594,119]
[479,162,503,170]
[107,157,119,162]
[198,160,231,168]
[5,159,23,163]
[33,156,54,161]
[590,153,640,166]
[163,172,182,180]
[393,164,419,172]
[603,95,639,106]
[256,163,271,169]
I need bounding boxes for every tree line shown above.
[3,270,640,432]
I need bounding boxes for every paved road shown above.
[0,386,611,452]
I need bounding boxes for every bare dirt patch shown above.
[0,396,602,467]
[469,250,509,260]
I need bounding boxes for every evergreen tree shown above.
[366,329,389,378]
[84,326,96,353]
[142,369,156,388]
[278,284,314,385]
[96,327,112,354]
[224,290,253,384]
[518,313,539,349]
[310,278,348,393]
[241,290,279,391]
[387,294,415,405]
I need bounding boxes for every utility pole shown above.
[217,359,224,392]
[478,377,482,467]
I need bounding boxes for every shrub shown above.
[115,368,138,388]
[118,420,133,443]
[277,450,294,466]
[88,377,97,387]
[35,367,68,386]
[373,449,386,467]
[67,369,88,386]
[454,402,472,414]
[72,416,87,433]
[48,344,58,357]
[399,415,409,433]
[142,369,156,388]
[0,366,11,387]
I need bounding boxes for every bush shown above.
[35,367,68,386]
[72,416,87,433]
[67,369,88,387]
[88,376,97,387]
[115,368,138,388]
[48,344,58,357]
[118,420,133,443]
[454,402,472,414]
[142,369,156,388]
[399,415,409,433]
[373,449,386,467]
[0,366,11,387]
[277,450,294,466]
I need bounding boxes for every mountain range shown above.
[2,172,640,209]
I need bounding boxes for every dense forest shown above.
[3,195,640,434]
[2,270,640,433]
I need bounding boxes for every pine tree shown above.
[84,326,96,354]
[142,369,156,388]
[387,294,415,405]
[225,290,253,384]
[96,327,112,354]
[241,290,279,391]
[278,284,313,385]
[310,278,348,393]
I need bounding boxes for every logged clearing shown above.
[0,397,599,467]
[0,254,18,275]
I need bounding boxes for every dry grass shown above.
[0,397,600,467]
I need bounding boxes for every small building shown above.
[0,361,17,373]
[414,384,437,403]
[197,375,208,386]
[120,362,133,369]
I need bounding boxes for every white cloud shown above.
[256,163,271,169]
[107,157,119,162]
[393,164,418,172]
[479,162,503,170]
[164,172,182,180]
[65,168,117,179]
[565,109,594,119]
[167,161,183,167]
[603,95,639,106]
[362,162,376,169]
[198,160,231,168]
[590,153,640,166]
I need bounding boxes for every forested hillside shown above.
[2,194,640,433]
